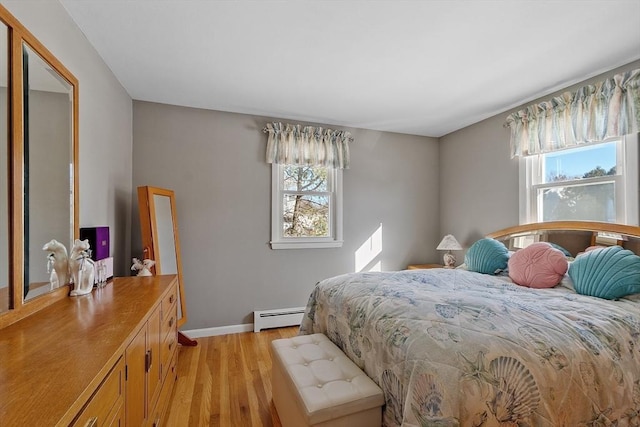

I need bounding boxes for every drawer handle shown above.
[85,417,98,427]
[145,349,153,372]
[168,339,174,351]
[168,317,174,328]
[169,295,174,304]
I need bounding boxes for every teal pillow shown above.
[568,245,640,300]
[549,242,572,257]
[464,238,509,275]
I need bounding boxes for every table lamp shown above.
[436,234,462,268]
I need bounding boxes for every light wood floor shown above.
[164,326,298,426]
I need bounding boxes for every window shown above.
[271,164,343,249]
[520,135,639,225]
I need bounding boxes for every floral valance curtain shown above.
[264,122,352,169]
[506,68,640,157]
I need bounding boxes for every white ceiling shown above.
[59,0,640,137]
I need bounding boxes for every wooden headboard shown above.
[486,221,640,257]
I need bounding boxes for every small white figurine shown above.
[131,257,155,276]
[69,239,95,297]
[42,239,69,290]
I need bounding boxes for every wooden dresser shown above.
[0,275,179,426]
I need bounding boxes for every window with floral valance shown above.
[506,68,639,158]
[263,122,352,249]
[506,68,640,225]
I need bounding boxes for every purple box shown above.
[80,226,110,261]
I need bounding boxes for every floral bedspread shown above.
[299,268,640,426]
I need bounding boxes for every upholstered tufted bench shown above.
[270,333,384,427]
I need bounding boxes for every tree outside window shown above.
[533,141,621,223]
[541,166,617,222]
[282,166,330,237]
[270,163,343,249]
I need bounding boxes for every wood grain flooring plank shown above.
[189,339,209,427]
[232,334,253,426]
[206,336,222,426]
[197,363,213,426]
[218,335,231,426]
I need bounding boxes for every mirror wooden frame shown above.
[0,5,79,329]
[137,186,196,346]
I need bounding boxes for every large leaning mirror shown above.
[137,186,196,346]
[0,5,78,328]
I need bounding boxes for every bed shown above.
[299,221,640,426]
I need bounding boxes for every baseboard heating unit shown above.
[253,307,306,333]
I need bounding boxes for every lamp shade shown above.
[436,234,462,251]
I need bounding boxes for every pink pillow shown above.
[508,242,568,288]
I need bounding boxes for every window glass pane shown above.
[283,166,328,191]
[544,142,617,183]
[539,181,615,222]
[283,194,330,237]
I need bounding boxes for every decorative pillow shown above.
[568,245,640,300]
[549,242,572,257]
[508,242,568,288]
[576,245,606,257]
[464,238,509,275]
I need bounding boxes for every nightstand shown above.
[407,264,443,270]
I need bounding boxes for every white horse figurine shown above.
[131,257,155,276]
[42,239,69,290]
[69,239,95,297]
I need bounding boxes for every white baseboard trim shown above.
[182,323,253,338]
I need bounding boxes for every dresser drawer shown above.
[151,351,178,427]
[161,325,178,381]
[160,284,177,322]
[161,300,177,342]
[150,347,178,427]
[103,397,124,427]
[72,356,124,427]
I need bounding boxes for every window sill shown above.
[270,240,344,250]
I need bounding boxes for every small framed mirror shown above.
[137,186,196,346]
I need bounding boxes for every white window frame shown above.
[519,134,639,225]
[270,164,343,249]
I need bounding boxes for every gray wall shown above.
[2,0,134,275]
[132,101,440,329]
[439,59,640,250]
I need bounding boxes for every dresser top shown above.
[0,275,178,426]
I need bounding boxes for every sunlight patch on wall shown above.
[368,260,382,272]
[355,224,383,272]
